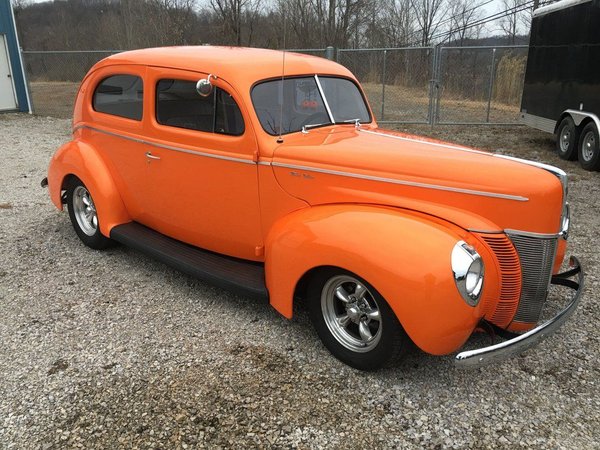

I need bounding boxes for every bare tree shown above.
[275,0,319,48]
[411,0,446,46]
[500,0,528,44]
[446,0,484,46]
[366,0,415,47]
[210,0,262,46]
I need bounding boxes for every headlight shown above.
[451,241,484,306]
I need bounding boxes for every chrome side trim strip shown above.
[271,162,528,201]
[495,154,567,198]
[467,228,503,234]
[504,228,561,239]
[73,125,256,165]
[359,128,568,200]
[314,75,335,123]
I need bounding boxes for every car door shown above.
[141,67,263,261]
[85,66,149,219]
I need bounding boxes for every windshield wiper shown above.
[302,118,362,134]
[337,118,362,129]
[301,122,328,134]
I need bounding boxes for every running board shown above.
[110,222,268,299]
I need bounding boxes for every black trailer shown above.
[520,0,600,170]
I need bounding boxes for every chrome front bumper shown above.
[455,256,584,368]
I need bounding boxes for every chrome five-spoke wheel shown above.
[321,275,382,352]
[308,269,409,370]
[72,185,98,236]
[66,178,112,250]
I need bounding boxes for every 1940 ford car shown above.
[43,47,583,370]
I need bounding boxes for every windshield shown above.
[251,76,371,136]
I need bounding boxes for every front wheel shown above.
[308,269,408,370]
[66,178,112,249]
[578,122,600,171]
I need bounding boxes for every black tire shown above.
[66,178,112,249]
[555,116,579,160]
[578,122,600,171]
[308,268,408,370]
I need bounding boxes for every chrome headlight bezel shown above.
[451,241,484,306]
[560,202,570,239]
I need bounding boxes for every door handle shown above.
[145,151,160,160]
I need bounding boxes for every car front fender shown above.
[265,204,492,355]
[47,140,130,237]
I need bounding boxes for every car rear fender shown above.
[265,204,492,355]
[47,140,130,237]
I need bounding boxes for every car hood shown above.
[271,126,564,234]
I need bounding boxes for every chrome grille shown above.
[507,232,558,323]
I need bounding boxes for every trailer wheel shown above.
[556,116,579,160]
[578,122,600,171]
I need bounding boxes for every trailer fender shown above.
[47,140,130,237]
[265,204,490,355]
[557,109,600,133]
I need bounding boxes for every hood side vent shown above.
[480,234,522,328]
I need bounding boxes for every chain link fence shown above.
[436,45,529,125]
[338,47,434,124]
[21,46,528,123]
[23,50,120,118]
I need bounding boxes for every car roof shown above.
[92,46,355,91]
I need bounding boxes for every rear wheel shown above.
[578,122,600,171]
[66,178,112,249]
[308,269,408,370]
[556,116,579,160]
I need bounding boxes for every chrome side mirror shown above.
[196,74,217,97]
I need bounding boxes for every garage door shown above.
[0,34,17,111]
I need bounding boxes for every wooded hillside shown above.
[13,0,533,51]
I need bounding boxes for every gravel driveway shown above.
[1,114,598,449]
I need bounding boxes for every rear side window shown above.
[93,75,143,121]
[156,79,244,136]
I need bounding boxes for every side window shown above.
[215,89,245,136]
[156,79,244,136]
[92,75,143,120]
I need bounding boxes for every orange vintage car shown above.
[43,46,583,370]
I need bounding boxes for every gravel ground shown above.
[1,114,599,449]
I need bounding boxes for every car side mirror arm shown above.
[196,74,218,97]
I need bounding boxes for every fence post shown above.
[325,46,335,61]
[434,46,442,125]
[19,48,34,114]
[427,46,440,127]
[381,49,387,121]
[486,48,497,123]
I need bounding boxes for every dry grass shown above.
[29,81,79,118]
[494,54,527,105]
[362,82,521,124]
